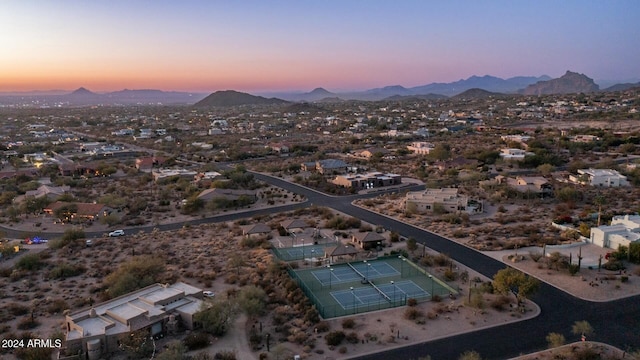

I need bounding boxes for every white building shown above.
[407,142,434,155]
[589,214,640,249]
[569,169,629,187]
[499,148,530,160]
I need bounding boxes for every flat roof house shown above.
[590,214,640,249]
[64,282,204,359]
[569,168,629,187]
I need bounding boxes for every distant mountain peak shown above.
[309,87,332,94]
[70,87,96,96]
[521,71,599,95]
[193,90,289,107]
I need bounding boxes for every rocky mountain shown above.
[263,74,550,101]
[602,82,640,92]
[520,71,599,95]
[193,90,289,107]
[407,75,550,97]
[451,88,510,100]
[383,93,448,101]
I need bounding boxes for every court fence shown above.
[286,255,456,319]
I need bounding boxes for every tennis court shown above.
[288,255,457,318]
[312,260,400,286]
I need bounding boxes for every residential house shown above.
[241,223,272,237]
[352,232,386,250]
[407,142,435,155]
[331,172,401,190]
[499,148,530,160]
[405,188,482,214]
[500,176,553,195]
[589,215,640,249]
[569,169,629,187]
[15,184,70,203]
[64,282,204,359]
[316,159,348,175]
[135,156,167,172]
[44,202,111,221]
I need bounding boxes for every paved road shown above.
[251,173,640,359]
[2,172,639,359]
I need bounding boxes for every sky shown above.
[1,1,639,93]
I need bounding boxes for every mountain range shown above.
[1,72,638,107]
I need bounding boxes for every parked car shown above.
[108,230,125,237]
[203,291,215,298]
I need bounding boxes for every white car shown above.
[108,230,125,237]
[203,291,215,298]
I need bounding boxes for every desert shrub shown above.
[49,263,86,279]
[568,264,580,276]
[433,253,450,267]
[345,331,359,344]
[325,331,345,346]
[444,269,458,281]
[213,350,237,360]
[14,347,54,360]
[184,332,210,350]
[48,228,85,249]
[404,307,424,320]
[419,255,434,267]
[7,303,29,316]
[15,253,45,271]
[469,291,485,309]
[341,318,356,329]
[529,251,543,262]
[315,321,330,332]
[46,299,69,314]
[545,332,565,348]
[17,317,39,330]
[603,260,625,271]
[406,298,418,307]
[490,295,511,311]
[103,255,165,298]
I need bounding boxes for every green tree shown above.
[537,163,556,176]
[571,320,594,340]
[195,299,238,336]
[458,350,482,360]
[406,237,418,255]
[492,268,540,304]
[238,285,267,319]
[104,255,166,298]
[156,340,187,360]
[118,328,154,359]
[53,203,77,223]
[546,332,565,348]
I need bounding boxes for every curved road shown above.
[2,172,639,359]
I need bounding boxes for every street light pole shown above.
[329,267,334,289]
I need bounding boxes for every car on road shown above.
[203,291,215,298]
[108,230,125,237]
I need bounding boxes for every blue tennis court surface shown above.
[312,260,400,286]
[331,280,429,309]
[284,245,327,259]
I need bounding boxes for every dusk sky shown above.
[2,1,639,93]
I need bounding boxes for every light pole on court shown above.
[429,274,434,300]
[390,281,395,306]
[398,255,403,276]
[330,268,334,289]
[350,286,355,314]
